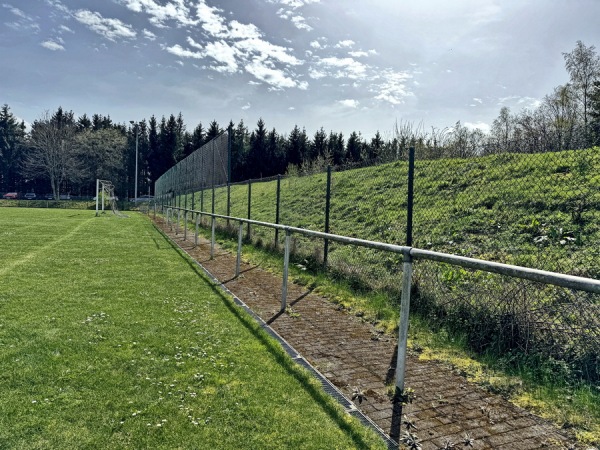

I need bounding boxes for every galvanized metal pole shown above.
[184,210,188,241]
[210,216,215,259]
[195,212,200,246]
[281,230,291,312]
[247,181,252,239]
[236,221,243,277]
[395,253,413,392]
[176,209,180,235]
[200,187,204,224]
[227,183,231,229]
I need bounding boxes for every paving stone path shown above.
[155,217,583,450]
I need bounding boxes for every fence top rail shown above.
[164,206,600,294]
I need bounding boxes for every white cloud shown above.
[4,4,27,18]
[270,0,317,32]
[74,10,136,41]
[58,25,74,33]
[245,59,297,89]
[472,97,483,104]
[335,39,355,48]
[310,40,323,49]
[308,67,326,79]
[3,3,40,31]
[270,0,320,8]
[41,40,65,51]
[234,38,301,66]
[464,122,491,133]
[204,40,239,73]
[187,36,203,49]
[498,95,541,109]
[164,44,203,59]
[118,0,198,27]
[245,59,307,90]
[141,0,307,90]
[241,103,251,110]
[374,70,413,105]
[228,20,262,40]
[290,15,312,31]
[319,56,367,79]
[339,99,359,108]
[349,49,377,58]
[143,28,156,40]
[195,0,227,37]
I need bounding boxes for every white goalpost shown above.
[96,179,127,217]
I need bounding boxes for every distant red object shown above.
[2,192,18,199]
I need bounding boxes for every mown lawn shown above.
[0,208,385,449]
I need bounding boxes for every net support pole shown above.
[184,210,188,241]
[395,253,413,393]
[236,221,243,278]
[210,216,215,259]
[281,230,291,312]
[195,213,200,246]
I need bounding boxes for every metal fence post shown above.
[200,188,204,225]
[323,165,332,267]
[406,146,415,246]
[227,183,231,229]
[184,210,188,241]
[212,183,216,216]
[210,215,215,259]
[395,252,413,393]
[281,229,291,312]
[195,212,200,246]
[236,221,243,277]
[275,175,281,248]
[247,181,252,239]
[176,209,180,235]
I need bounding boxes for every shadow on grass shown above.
[152,222,384,449]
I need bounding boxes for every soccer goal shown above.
[95,179,127,217]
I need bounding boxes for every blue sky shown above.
[2,0,599,139]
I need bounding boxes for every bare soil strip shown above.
[154,217,580,450]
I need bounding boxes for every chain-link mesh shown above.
[413,260,599,381]
[154,145,599,381]
[412,148,600,277]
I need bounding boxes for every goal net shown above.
[96,179,127,217]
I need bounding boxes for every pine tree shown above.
[248,118,267,178]
[0,104,26,192]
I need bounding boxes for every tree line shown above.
[1,41,599,198]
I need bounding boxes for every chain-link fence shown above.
[155,144,600,382]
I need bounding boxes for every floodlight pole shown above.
[130,121,139,201]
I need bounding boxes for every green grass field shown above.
[0,208,385,449]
